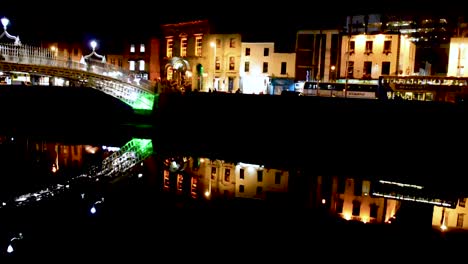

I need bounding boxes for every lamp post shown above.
[82,40,106,64]
[0,17,21,45]
[210,41,216,91]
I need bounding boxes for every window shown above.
[140,44,145,53]
[139,60,145,71]
[383,40,391,54]
[337,178,345,194]
[239,169,244,180]
[354,179,362,196]
[216,39,221,48]
[281,62,287,75]
[215,56,220,71]
[229,38,236,48]
[195,36,203,57]
[244,61,250,72]
[167,66,173,80]
[347,61,354,78]
[130,44,135,53]
[275,172,281,184]
[457,213,465,228]
[365,41,373,55]
[352,200,361,216]
[180,37,187,57]
[224,168,231,182]
[257,170,263,182]
[336,199,344,213]
[349,41,355,54]
[129,60,135,71]
[239,185,244,193]
[118,58,123,67]
[211,167,216,180]
[363,61,372,78]
[256,186,263,195]
[264,48,269,56]
[166,38,173,58]
[245,48,250,56]
[370,203,378,218]
[459,198,466,207]
[381,62,391,75]
[229,56,235,71]
[262,62,268,73]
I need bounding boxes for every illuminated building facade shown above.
[447,37,468,77]
[240,42,295,94]
[433,198,468,231]
[208,34,242,92]
[160,20,212,92]
[340,33,416,79]
[120,37,161,87]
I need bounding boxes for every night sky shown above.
[1,1,467,51]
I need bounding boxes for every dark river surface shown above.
[1,86,468,260]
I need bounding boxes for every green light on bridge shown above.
[130,93,156,111]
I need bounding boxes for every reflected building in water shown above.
[159,155,401,224]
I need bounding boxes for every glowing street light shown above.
[0,17,21,45]
[81,40,106,64]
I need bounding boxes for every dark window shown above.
[275,172,281,184]
[381,62,391,75]
[239,169,244,180]
[370,203,378,218]
[262,62,268,73]
[383,40,391,53]
[336,199,344,213]
[229,56,235,71]
[364,61,372,75]
[257,170,263,182]
[365,41,373,54]
[352,200,361,216]
[347,61,354,78]
[280,62,287,74]
[349,41,355,53]
[239,185,244,193]
[354,179,362,196]
[224,168,231,182]
[245,48,250,56]
[244,61,250,72]
[264,48,269,56]
[337,178,345,194]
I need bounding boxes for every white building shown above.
[240,42,295,94]
[207,34,242,92]
[447,37,468,77]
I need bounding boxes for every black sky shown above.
[1,1,467,51]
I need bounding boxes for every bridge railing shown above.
[0,43,154,92]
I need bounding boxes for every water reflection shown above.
[1,132,467,259]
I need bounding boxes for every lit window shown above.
[166,38,173,58]
[140,44,145,53]
[181,37,187,57]
[195,35,203,57]
[139,60,145,71]
[130,44,135,53]
[129,60,135,71]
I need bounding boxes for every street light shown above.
[0,17,21,45]
[82,40,106,64]
[210,41,216,91]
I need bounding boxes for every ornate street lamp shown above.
[0,17,21,45]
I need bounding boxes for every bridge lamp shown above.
[1,17,9,30]
[90,40,97,51]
